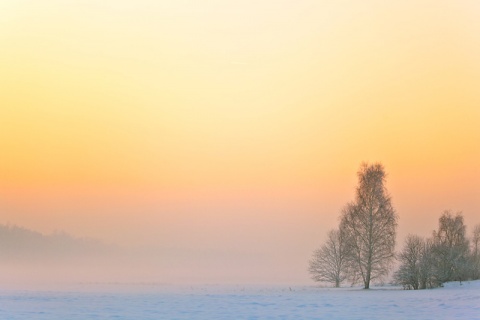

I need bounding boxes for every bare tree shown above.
[394,235,424,289]
[394,235,437,290]
[340,163,398,289]
[418,238,436,289]
[431,211,470,285]
[470,224,480,280]
[309,229,349,287]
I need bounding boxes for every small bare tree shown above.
[418,238,436,289]
[309,229,349,287]
[431,211,470,285]
[471,224,480,280]
[394,235,424,289]
[394,235,437,289]
[340,163,398,289]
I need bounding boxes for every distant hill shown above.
[0,224,115,261]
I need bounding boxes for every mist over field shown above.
[0,222,310,287]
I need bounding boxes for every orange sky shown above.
[1,0,480,284]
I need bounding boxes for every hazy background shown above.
[1,0,479,286]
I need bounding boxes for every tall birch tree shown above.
[340,163,398,289]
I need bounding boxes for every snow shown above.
[0,281,479,319]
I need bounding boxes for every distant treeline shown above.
[0,224,115,261]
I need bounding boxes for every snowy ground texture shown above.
[0,281,479,320]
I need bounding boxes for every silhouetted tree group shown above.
[309,162,480,290]
[394,211,480,289]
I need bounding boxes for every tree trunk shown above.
[364,271,371,289]
[420,280,426,290]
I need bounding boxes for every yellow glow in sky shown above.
[1,0,480,284]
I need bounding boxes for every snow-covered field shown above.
[0,281,479,319]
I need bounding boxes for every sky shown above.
[1,0,480,285]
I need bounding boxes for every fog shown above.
[2,184,480,290]
[0,194,334,288]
